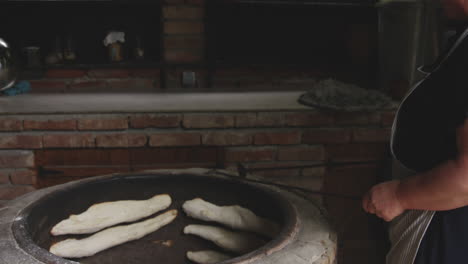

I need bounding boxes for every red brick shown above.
[78,118,128,130]
[210,79,239,89]
[35,149,130,166]
[163,6,204,19]
[324,164,379,197]
[43,134,95,148]
[202,132,252,146]
[326,143,388,162]
[183,114,235,128]
[164,36,204,50]
[225,147,276,162]
[29,80,67,93]
[130,114,181,129]
[381,111,396,127]
[96,134,129,148]
[352,128,391,143]
[253,169,301,179]
[241,161,321,170]
[238,80,272,90]
[107,79,155,92]
[256,113,284,127]
[277,146,325,161]
[284,112,334,127]
[128,134,148,147]
[95,134,147,148]
[254,131,301,145]
[88,69,130,78]
[0,171,9,184]
[0,135,43,149]
[323,165,383,248]
[303,129,351,144]
[340,240,385,264]
[134,162,215,172]
[129,68,161,78]
[0,185,36,200]
[254,172,323,191]
[164,49,203,63]
[164,21,204,34]
[334,112,380,126]
[45,69,87,79]
[0,150,34,168]
[0,119,22,131]
[68,81,107,92]
[186,0,205,4]
[235,113,257,127]
[302,167,326,177]
[149,133,201,146]
[164,0,184,4]
[214,68,253,77]
[35,167,130,188]
[130,147,218,165]
[10,169,36,185]
[24,119,77,130]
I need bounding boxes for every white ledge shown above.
[0,91,312,115]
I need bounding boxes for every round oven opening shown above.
[12,173,298,264]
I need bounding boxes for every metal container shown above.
[0,38,17,91]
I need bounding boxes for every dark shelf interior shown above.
[206,2,379,88]
[0,1,162,68]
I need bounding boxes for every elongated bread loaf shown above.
[184,224,265,254]
[187,250,232,264]
[183,198,279,238]
[50,209,178,258]
[51,194,171,236]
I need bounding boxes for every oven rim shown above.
[10,171,300,264]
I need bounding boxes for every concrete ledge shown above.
[0,92,311,115]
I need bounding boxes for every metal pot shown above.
[0,38,17,91]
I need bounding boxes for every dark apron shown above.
[389,26,468,264]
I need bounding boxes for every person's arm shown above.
[363,118,468,221]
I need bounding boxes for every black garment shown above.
[414,207,468,264]
[392,27,468,264]
[392,30,468,172]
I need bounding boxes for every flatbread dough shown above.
[184,224,265,254]
[183,198,279,238]
[51,194,171,236]
[50,209,178,258]
[187,250,232,264]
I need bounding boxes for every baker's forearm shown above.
[398,157,468,211]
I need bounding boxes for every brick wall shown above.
[163,0,205,64]
[0,109,394,263]
[29,68,161,93]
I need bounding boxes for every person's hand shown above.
[362,180,405,222]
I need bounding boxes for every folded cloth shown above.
[2,81,31,96]
[298,78,397,112]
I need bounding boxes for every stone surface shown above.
[0,92,309,114]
